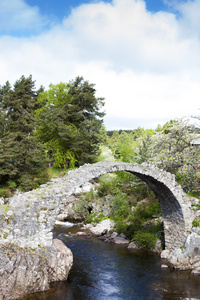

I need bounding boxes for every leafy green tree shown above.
[115,131,134,162]
[108,130,120,156]
[135,133,152,163]
[0,75,48,190]
[36,76,105,168]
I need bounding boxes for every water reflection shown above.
[20,224,200,300]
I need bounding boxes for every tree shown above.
[115,131,134,162]
[36,76,105,168]
[108,130,120,156]
[0,75,48,190]
[135,133,152,164]
[137,119,200,192]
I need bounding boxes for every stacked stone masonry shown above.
[0,161,196,251]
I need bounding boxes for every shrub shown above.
[133,231,157,250]
[97,175,119,197]
[84,188,96,202]
[74,198,89,218]
[86,212,97,223]
[115,220,128,233]
[7,180,17,190]
[191,202,200,210]
[192,219,200,227]
[111,192,130,220]
[86,212,107,224]
[18,174,38,191]
[0,188,10,198]
[125,215,143,238]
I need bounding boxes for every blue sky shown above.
[0,0,200,130]
[25,0,169,19]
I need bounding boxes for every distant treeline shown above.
[107,129,140,137]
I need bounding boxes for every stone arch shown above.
[64,161,193,250]
[5,161,193,251]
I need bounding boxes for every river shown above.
[22,223,200,300]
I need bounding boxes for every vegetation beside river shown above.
[1,75,200,251]
[73,171,164,251]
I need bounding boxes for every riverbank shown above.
[0,239,73,300]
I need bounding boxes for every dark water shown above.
[23,224,200,300]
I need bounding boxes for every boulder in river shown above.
[89,219,115,236]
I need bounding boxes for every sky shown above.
[0,0,200,130]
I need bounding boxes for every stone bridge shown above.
[0,161,195,251]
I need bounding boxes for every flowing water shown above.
[22,223,200,300]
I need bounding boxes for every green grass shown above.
[48,167,67,178]
[187,191,200,199]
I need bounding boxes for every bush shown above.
[130,199,161,222]
[125,215,143,238]
[86,212,97,223]
[86,212,107,224]
[74,198,89,218]
[97,175,119,197]
[0,188,10,198]
[192,219,200,227]
[84,188,96,202]
[111,192,130,219]
[18,174,38,191]
[7,180,17,190]
[133,231,157,250]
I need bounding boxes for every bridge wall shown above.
[0,161,194,251]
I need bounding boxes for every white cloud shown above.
[171,0,200,37]
[0,0,49,34]
[0,0,200,129]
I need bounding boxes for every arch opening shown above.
[61,164,187,251]
[127,171,186,250]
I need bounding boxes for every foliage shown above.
[134,133,152,163]
[106,127,156,163]
[135,119,200,192]
[94,145,114,162]
[108,179,161,240]
[133,231,157,250]
[111,192,130,220]
[149,119,199,173]
[0,75,49,190]
[74,197,90,218]
[192,219,200,227]
[0,188,10,198]
[74,189,96,219]
[97,174,119,197]
[86,212,107,224]
[47,167,67,178]
[187,191,200,199]
[84,188,97,202]
[7,180,17,190]
[115,131,135,162]
[36,76,105,168]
